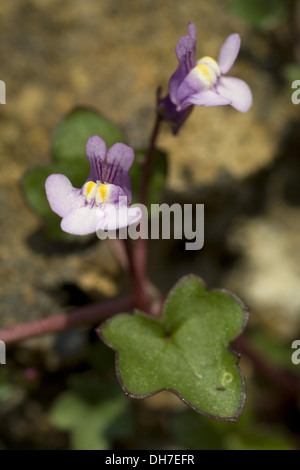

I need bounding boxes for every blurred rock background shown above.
[0,0,299,450]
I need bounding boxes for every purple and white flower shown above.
[160,23,253,133]
[45,136,142,235]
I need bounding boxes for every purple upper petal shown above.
[45,174,84,217]
[218,33,241,74]
[175,22,196,62]
[105,143,134,203]
[217,76,253,112]
[169,22,197,106]
[85,135,107,182]
[85,137,133,203]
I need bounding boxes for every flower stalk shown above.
[0,295,133,345]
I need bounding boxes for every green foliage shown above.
[99,276,248,421]
[130,148,168,207]
[50,373,132,450]
[230,0,289,30]
[284,64,300,88]
[172,408,295,450]
[52,107,126,162]
[247,330,297,370]
[0,371,15,404]
[22,107,126,241]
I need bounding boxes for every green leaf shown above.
[50,392,88,430]
[172,408,295,450]
[50,391,130,450]
[22,107,126,241]
[130,148,168,207]
[52,107,126,162]
[99,275,248,421]
[50,373,133,450]
[230,0,289,30]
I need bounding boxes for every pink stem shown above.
[0,295,133,345]
[133,112,163,312]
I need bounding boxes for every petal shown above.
[85,135,107,182]
[169,23,197,105]
[176,68,207,107]
[181,89,231,108]
[61,205,104,235]
[175,22,197,62]
[96,204,142,232]
[218,34,241,74]
[187,22,197,41]
[217,76,253,112]
[45,174,84,217]
[177,68,232,109]
[104,143,135,203]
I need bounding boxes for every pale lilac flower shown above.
[160,23,253,133]
[45,136,142,235]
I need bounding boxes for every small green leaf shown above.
[52,107,126,161]
[130,148,168,207]
[99,275,248,421]
[22,107,126,241]
[50,392,88,429]
[50,391,130,450]
[230,0,289,30]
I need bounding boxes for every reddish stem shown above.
[123,238,148,311]
[132,112,162,312]
[0,295,133,345]
[139,112,162,206]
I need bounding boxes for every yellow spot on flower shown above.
[194,56,221,88]
[86,181,96,196]
[200,56,219,68]
[82,180,98,203]
[196,64,212,81]
[98,184,108,203]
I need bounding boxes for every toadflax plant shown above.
[3,23,254,422]
[45,135,142,235]
[159,23,252,133]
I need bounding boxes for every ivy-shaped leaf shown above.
[50,391,129,450]
[22,107,126,241]
[49,373,132,450]
[52,107,126,162]
[98,275,248,422]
